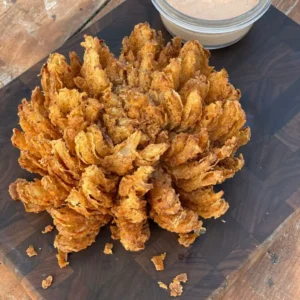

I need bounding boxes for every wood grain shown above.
[213,209,300,300]
[0,263,30,300]
[86,0,300,27]
[0,0,107,88]
[273,0,300,24]
[84,0,125,29]
[1,1,300,300]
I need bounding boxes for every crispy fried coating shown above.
[75,125,113,164]
[66,165,118,217]
[163,130,209,167]
[151,253,166,271]
[207,69,241,103]
[26,245,37,257]
[149,168,203,235]
[56,250,69,268]
[103,131,141,175]
[179,187,229,219]
[169,273,188,297]
[18,96,59,140]
[113,166,154,251]
[136,143,169,166]
[10,176,68,213]
[10,23,250,267]
[49,207,110,254]
[42,225,54,234]
[74,35,110,97]
[103,243,113,255]
[42,275,53,289]
[178,233,199,247]
[158,281,168,290]
[179,41,212,86]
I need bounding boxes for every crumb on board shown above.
[8,181,19,200]
[200,227,206,234]
[42,225,54,234]
[151,253,166,271]
[178,233,199,247]
[104,243,113,255]
[42,275,53,289]
[56,251,69,268]
[221,219,226,223]
[169,273,188,297]
[158,281,168,290]
[26,245,37,257]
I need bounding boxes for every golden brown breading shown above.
[110,225,120,240]
[102,131,141,175]
[179,187,228,219]
[151,253,166,271]
[74,35,111,97]
[42,225,54,234]
[42,276,53,289]
[179,40,212,86]
[149,168,203,235]
[136,143,169,167]
[169,273,188,297]
[26,245,37,257]
[103,243,113,255]
[178,233,200,247]
[158,281,169,290]
[163,131,209,167]
[113,166,154,251]
[56,250,69,268]
[206,69,241,103]
[49,207,110,260]
[9,23,250,267]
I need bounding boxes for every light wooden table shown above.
[0,0,300,299]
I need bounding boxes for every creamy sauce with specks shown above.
[166,0,259,20]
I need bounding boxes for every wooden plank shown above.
[213,209,300,300]
[273,0,300,24]
[0,0,107,88]
[0,263,30,300]
[84,0,125,28]
[86,0,300,27]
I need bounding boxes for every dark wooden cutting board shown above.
[1,0,300,299]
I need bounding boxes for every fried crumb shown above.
[26,245,37,257]
[42,225,54,234]
[8,182,19,200]
[151,253,166,271]
[158,281,168,290]
[104,243,113,255]
[178,233,199,247]
[42,275,53,289]
[110,225,120,240]
[200,227,207,234]
[56,251,69,268]
[9,179,26,200]
[169,273,188,297]
[174,273,188,283]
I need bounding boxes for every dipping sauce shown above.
[166,0,259,20]
[152,0,271,49]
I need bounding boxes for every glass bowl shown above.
[152,0,272,49]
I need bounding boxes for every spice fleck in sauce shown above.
[166,0,259,20]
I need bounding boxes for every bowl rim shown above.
[152,0,272,33]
